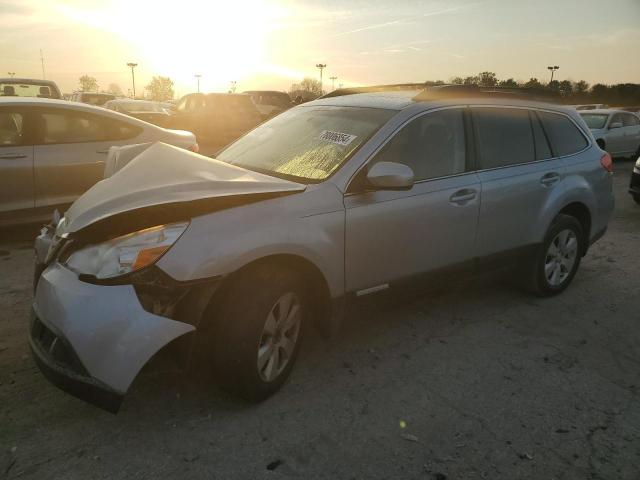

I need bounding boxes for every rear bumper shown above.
[29,311,124,413]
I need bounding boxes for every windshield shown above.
[580,113,609,129]
[217,106,395,182]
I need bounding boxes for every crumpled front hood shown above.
[61,142,305,235]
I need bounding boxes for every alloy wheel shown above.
[257,292,302,382]
[544,229,578,287]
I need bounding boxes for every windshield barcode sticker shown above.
[319,130,357,146]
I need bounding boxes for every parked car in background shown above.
[579,109,640,158]
[168,93,262,148]
[630,156,640,205]
[0,97,197,226]
[69,92,116,106]
[618,106,640,114]
[30,86,614,412]
[243,90,294,119]
[0,78,62,99]
[575,104,609,111]
[103,99,170,127]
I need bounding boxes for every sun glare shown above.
[57,0,290,92]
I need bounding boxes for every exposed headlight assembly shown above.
[65,222,188,279]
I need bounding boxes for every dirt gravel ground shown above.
[1,161,639,480]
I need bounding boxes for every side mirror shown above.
[609,122,623,129]
[366,161,414,190]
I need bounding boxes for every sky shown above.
[1,0,639,97]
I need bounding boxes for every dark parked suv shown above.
[168,93,262,148]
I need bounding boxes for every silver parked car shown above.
[0,97,198,226]
[579,109,640,159]
[30,86,615,412]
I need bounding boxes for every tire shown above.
[633,194,640,205]
[521,214,584,296]
[206,263,307,402]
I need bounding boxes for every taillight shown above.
[190,143,199,154]
[600,152,613,173]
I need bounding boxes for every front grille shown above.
[31,316,88,376]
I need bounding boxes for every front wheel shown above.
[521,214,584,296]
[207,264,306,401]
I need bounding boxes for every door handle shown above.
[540,172,560,187]
[0,153,27,159]
[449,188,477,205]
[96,149,110,154]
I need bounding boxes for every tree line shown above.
[290,72,640,106]
[78,74,175,101]
[444,72,640,105]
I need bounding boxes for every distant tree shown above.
[498,78,518,87]
[547,80,560,92]
[574,80,589,94]
[106,83,123,96]
[290,77,322,100]
[477,71,498,87]
[79,75,98,92]
[145,76,174,101]
[558,80,573,97]
[590,83,608,100]
[524,77,543,89]
[450,77,464,85]
[463,75,479,85]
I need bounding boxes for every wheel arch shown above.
[220,253,333,331]
[556,201,592,255]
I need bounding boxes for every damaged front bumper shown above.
[31,262,197,413]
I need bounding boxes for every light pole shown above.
[127,62,138,98]
[547,65,559,83]
[329,76,337,91]
[316,63,326,94]
[194,74,201,93]
[7,72,15,78]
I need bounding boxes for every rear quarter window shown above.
[537,111,588,157]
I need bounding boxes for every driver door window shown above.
[369,108,467,181]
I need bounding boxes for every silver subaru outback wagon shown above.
[30,86,615,412]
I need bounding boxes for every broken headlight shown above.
[65,222,188,279]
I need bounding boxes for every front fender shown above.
[158,187,345,298]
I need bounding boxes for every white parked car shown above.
[579,109,640,159]
[0,97,198,226]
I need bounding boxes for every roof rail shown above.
[320,83,561,102]
[320,83,428,99]
[413,84,560,102]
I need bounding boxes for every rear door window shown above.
[623,113,640,127]
[0,110,24,146]
[472,107,534,169]
[38,109,141,144]
[537,111,588,157]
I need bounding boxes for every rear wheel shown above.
[521,214,584,296]
[633,194,640,205]
[206,264,306,401]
